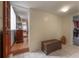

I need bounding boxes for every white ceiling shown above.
[10,1,79,19]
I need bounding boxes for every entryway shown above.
[3,1,29,57]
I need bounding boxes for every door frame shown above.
[3,1,11,57]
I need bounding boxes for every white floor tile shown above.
[11,45,79,58]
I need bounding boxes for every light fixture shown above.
[59,6,70,12]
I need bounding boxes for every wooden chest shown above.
[41,39,62,55]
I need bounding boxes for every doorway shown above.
[11,15,29,55]
[10,2,29,56]
[73,15,79,45]
[3,1,29,57]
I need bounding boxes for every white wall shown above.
[10,5,16,46]
[10,5,16,30]
[29,8,79,51]
[30,9,63,51]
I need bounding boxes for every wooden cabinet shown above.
[16,30,23,43]
[16,16,28,43]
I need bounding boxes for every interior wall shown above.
[61,13,79,45]
[10,5,16,46]
[10,5,16,30]
[30,9,63,51]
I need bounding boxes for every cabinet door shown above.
[16,30,23,43]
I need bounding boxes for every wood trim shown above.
[3,1,11,57]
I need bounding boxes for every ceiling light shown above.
[60,6,70,12]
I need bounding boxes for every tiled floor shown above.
[11,44,79,58]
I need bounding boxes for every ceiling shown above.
[10,1,79,19]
